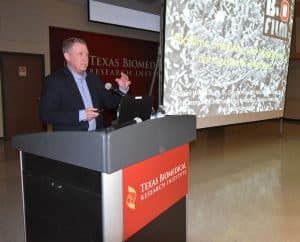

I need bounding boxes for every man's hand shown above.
[85,107,99,121]
[115,72,131,90]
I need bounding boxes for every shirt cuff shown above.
[79,109,87,121]
[118,86,129,95]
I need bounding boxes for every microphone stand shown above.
[148,47,160,97]
[148,0,164,109]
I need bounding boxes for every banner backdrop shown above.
[49,26,158,104]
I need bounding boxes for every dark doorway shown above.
[0,52,45,138]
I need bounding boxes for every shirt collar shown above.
[67,66,87,83]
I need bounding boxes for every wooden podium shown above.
[12,115,196,242]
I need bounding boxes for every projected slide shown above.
[163,0,295,128]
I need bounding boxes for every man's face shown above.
[64,42,89,75]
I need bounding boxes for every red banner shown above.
[49,26,158,97]
[122,144,189,240]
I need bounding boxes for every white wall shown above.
[0,0,159,136]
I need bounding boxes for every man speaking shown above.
[40,37,131,131]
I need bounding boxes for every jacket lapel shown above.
[63,67,85,107]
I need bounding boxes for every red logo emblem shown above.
[280,0,290,22]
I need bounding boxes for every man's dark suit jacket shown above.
[39,67,122,131]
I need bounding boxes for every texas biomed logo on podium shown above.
[122,144,189,240]
[126,186,137,210]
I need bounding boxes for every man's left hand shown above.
[115,72,131,90]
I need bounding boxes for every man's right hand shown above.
[85,107,99,121]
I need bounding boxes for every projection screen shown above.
[163,0,295,128]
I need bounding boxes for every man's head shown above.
[62,38,89,75]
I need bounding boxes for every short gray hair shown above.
[62,38,87,54]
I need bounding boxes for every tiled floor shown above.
[188,119,300,242]
[1,119,300,242]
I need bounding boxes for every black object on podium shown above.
[12,115,196,242]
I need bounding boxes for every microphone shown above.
[104,82,125,96]
[104,82,113,91]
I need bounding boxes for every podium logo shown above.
[126,186,137,210]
